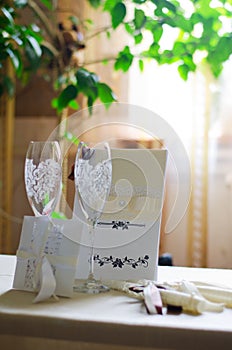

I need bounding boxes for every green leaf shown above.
[87,96,94,113]
[209,61,223,78]
[133,0,147,3]
[76,68,99,103]
[178,64,189,80]
[25,43,40,69]
[111,2,126,29]
[183,55,196,72]
[1,7,14,24]
[68,99,79,110]
[14,0,28,8]
[153,25,163,43]
[6,48,22,76]
[195,0,219,19]
[97,82,117,103]
[173,41,186,56]
[51,98,58,108]
[103,0,119,12]
[57,85,78,111]
[190,12,203,26]
[208,36,232,65]
[114,46,133,72]
[138,59,144,72]
[173,15,193,32]
[11,34,23,46]
[26,35,42,58]
[76,68,99,90]
[145,42,160,58]
[124,22,134,35]
[155,0,177,13]
[134,8,146,30]
[88,0,102,8]
[39,0,53,10]
[134,32,143,44]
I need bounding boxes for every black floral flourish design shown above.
[94,254,149,269]
[97,220,145,230]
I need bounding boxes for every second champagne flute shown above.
[74,141,112,294]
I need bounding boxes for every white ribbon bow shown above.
[33,254,57,303]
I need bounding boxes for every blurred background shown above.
[1,0,232,268]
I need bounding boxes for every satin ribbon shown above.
[33,254,57,303]
[16,249,77,303]
[103,279,226,315]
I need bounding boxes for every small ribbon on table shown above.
[104,279,226,315]
[33,254,57,303]
[129,283,163,315]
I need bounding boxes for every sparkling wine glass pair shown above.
[24,140,112,294]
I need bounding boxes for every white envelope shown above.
[13,216,80,298]
[73,148,168,281]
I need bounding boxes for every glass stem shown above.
[88,222,96,281]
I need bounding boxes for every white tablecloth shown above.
[1,254,232,350]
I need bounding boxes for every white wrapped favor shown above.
[13,216,80,301]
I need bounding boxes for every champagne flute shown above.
[24,141,62,217]
[74,141,112,294]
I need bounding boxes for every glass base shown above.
[73,279,109,294]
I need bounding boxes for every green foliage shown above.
[0,4,43,96]
[96,0,232,80]
[88,0,102,8]
[0,0,232,115]
[114,46,134,71]
[52,67,116,114]
[111,2,126,29]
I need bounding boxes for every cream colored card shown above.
[74,148,167,281]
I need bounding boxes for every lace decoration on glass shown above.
[77,159,111,210]
[25,159,61,204]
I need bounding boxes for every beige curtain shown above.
[187,66,214,267]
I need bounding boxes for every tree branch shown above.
[85,25,113,41]
[83,56,117,66]
[27,0,57,41]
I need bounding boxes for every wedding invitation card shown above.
[74,148,168,281]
